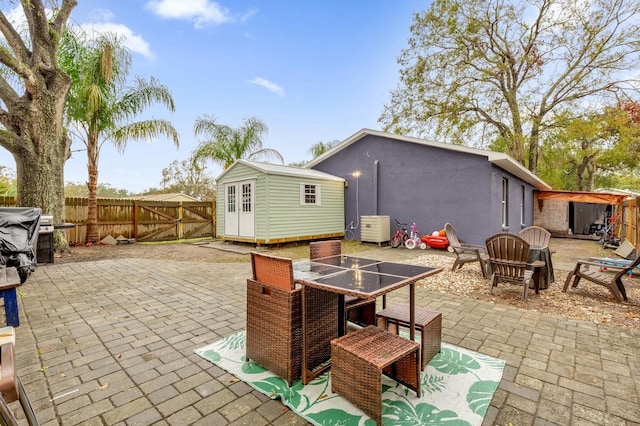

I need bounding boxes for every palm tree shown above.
[61,30,179,244]
[309,139,340,158]
[193,115,283,169]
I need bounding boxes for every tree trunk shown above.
[85,133,100,244]
[11,85,72,249]
[528,119,541,174]
[0,0,77,250]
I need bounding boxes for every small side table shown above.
[331,326,420,425]
[0,268,21,327]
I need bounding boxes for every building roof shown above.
[217,159,346,182]
[304,128,551,190]
[536,190,629,205]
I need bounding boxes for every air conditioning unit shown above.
[360,215,390,245]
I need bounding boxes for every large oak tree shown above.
[0,1,77,241]
[380,0,640,174]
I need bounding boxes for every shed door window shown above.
[227,185,236,213]
[242,183,252,212]
[300,184,321,205]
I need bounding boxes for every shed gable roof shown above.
[305,128,551,190]
[217,159,345,182]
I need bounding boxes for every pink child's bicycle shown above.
[404,222,427,250]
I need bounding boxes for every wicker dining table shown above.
[293,255,441,384]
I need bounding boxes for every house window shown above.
[300,183,321,205]
[227,186,236,213]
[520,185,525,225]
[501,178,509,227]
[242,183,252,212]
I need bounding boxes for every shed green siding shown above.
[216,161,344,244]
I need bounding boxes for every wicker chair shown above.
[246,252,302,385]
[485,233,534,300]
[563,254,639,303]
[519,226,551,248]
[309,241,376,331]
[444,223,490,278]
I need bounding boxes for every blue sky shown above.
[1,0,428,193]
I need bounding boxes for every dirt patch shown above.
[54,240,249,264]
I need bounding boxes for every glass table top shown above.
[361,262,435,278]
[308,269,408,294]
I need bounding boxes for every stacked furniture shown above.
[331,326,421,425]
[376,303,442,371]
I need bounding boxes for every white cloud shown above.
[145,0,232,29]
[249,78,285,97]
[82,22,153,58]
[81,22,153,59]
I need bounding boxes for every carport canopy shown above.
[535,190,629,205]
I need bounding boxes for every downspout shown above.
[373,160,379,215]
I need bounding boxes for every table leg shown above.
[410,284,415,341]
[337,294,345,336]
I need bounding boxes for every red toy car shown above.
[421,235,449,250]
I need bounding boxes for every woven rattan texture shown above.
[309,240,377,331]
[251,252,295,291]
[309,240,341,260]
[331,326,420,425]
[376,304,442,370]
[301,286,339,383]
[246,279,302,386]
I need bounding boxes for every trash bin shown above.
[0,208,42,283]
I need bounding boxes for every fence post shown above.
[133,201,138,239]
[178,202,183,240]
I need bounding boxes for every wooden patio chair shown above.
[444,223,490,278]
[309,240,376,331]
[519,226,551,248]
[485,233,535,300]
[246,252,302,385]
[563,254,639,303]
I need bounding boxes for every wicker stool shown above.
[331,325,420,425]
[376,304,442,371]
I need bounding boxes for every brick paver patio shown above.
[6,248,640,425]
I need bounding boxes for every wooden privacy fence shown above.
[0,196,216,244]
[619,197,639,250]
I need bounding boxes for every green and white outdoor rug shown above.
[195,331,505,426]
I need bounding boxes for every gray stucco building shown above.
[306,129,551,246]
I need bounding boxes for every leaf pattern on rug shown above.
[467,380,500,415]
[195,331,505,426]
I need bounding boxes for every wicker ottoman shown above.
[331,325,420,425]
[376,304,442,371]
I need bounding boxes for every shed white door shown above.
[224,180,255,238]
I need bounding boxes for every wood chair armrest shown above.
[460,243,487,254]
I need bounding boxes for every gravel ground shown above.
[52,237,640,330]
[408,253,640,330]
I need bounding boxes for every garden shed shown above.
[216,160,345,244]
[307,128,551,246]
